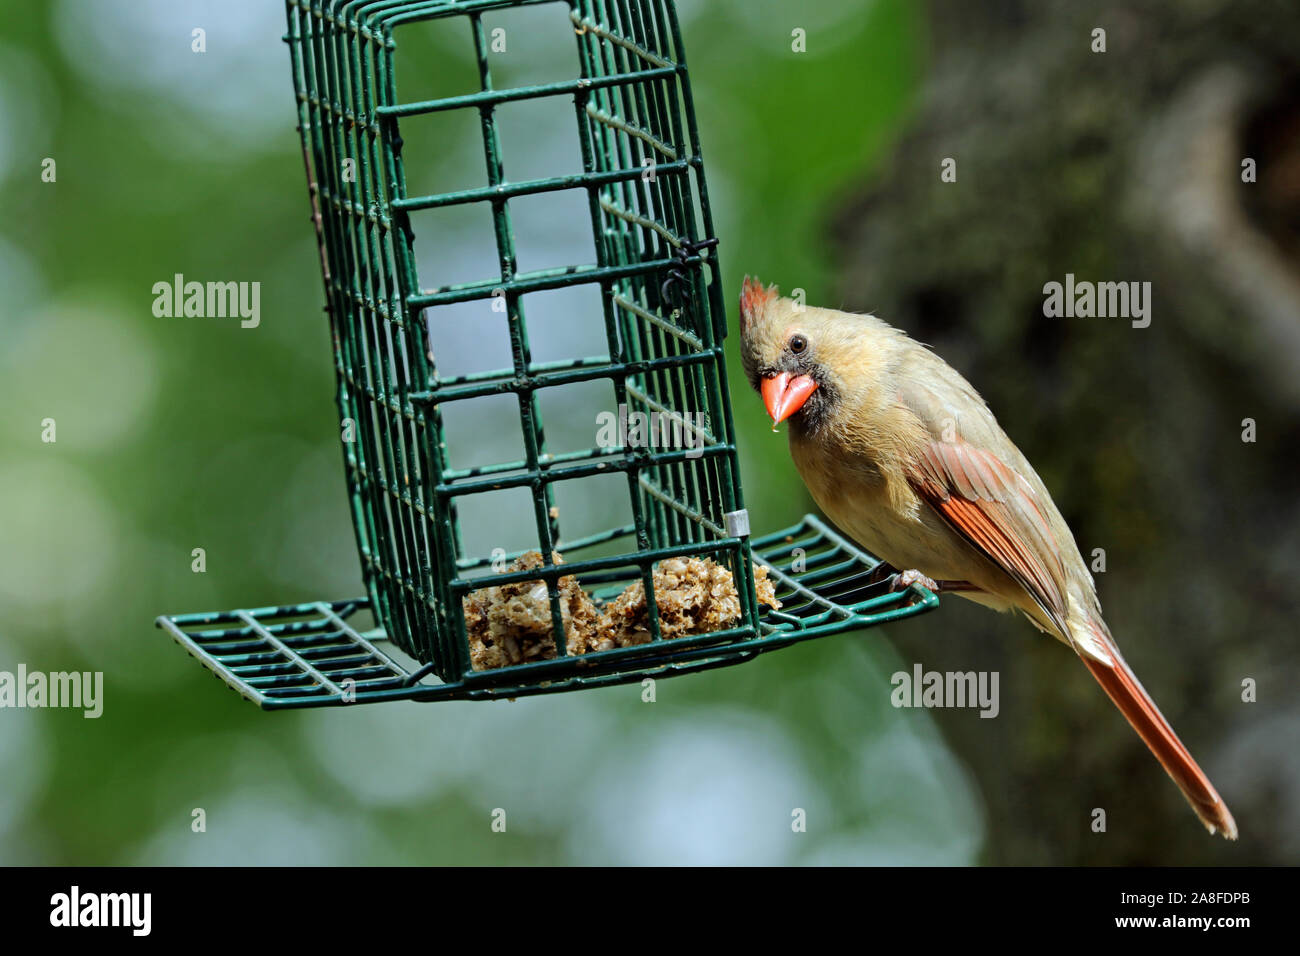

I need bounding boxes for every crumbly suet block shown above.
[590,559,782,651]
[462,551,600,671]
[464,554,781,668]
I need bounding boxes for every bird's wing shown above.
[891,359,1111,661]
[906,435,1076,645]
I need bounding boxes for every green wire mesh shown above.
[156,0,938,708]
[292,0,748,677]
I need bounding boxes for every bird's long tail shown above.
[1080,626,1237,839]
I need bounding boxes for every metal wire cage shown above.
[156,0,938,709]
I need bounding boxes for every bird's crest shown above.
[739,275,778,335]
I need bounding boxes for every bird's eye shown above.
[788,334,808,354]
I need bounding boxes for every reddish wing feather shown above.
[909,440,1071,639]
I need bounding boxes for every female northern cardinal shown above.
[738,277,1237,839]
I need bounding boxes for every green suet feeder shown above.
[157,0,938,709]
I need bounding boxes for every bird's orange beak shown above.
[761,372,818,427]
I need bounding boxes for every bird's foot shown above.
[890,569,939,593]
[890,570,980,595]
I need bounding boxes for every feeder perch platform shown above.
[158,516,937,709]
